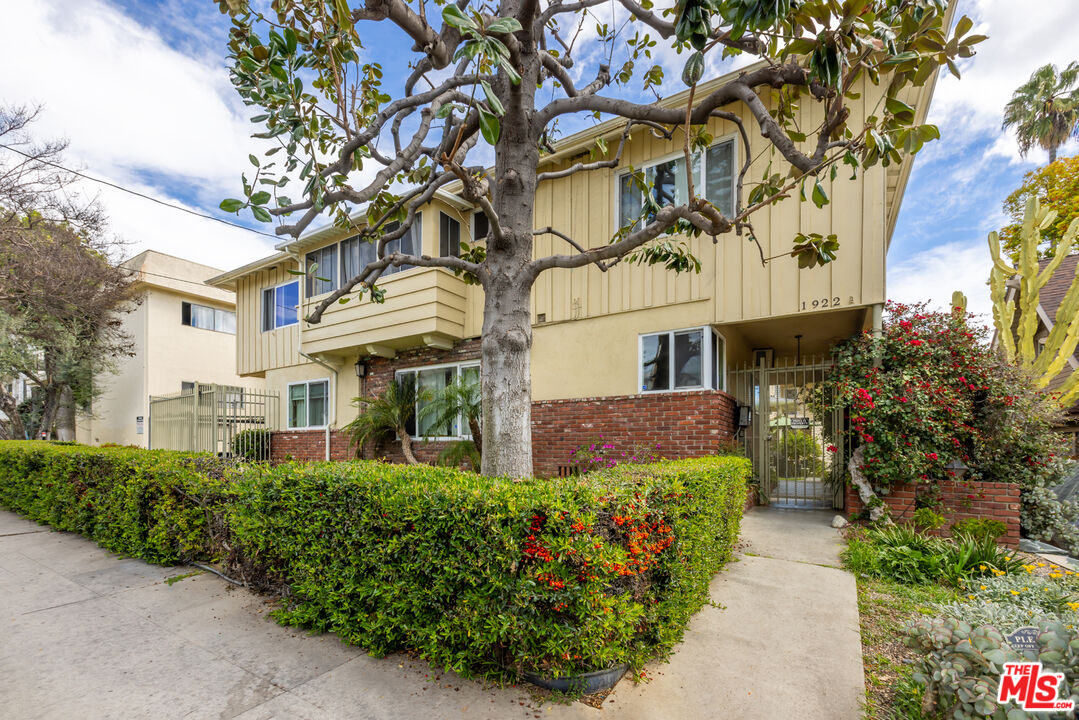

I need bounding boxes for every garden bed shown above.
[0,440,749,683]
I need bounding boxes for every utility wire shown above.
[0,143,282,240]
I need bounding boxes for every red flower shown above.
[826,445,838,453]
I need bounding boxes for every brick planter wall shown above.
[846,480,1021,546]
[530,390,737,477]
[272,388,738,473]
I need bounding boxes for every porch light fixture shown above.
[354,359,368,378]
[944,458,968,480]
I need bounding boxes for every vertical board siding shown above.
[235,83,890,375]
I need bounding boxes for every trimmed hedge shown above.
[0,441,749,679]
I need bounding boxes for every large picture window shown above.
[182,301,235,334]
[288,379,329,428]
[340,213,422,282]
[618,138,735,229]
[382,218,420,276]
[639,326,726,393]
[395,361,479,438]
[261,281,299,331]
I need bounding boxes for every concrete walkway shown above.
[0,507,863,719]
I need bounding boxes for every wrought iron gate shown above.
[729,357,847,509]
[148,384,279,460]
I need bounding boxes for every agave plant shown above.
[345,380,427,464]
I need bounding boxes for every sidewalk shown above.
[0,507,863,719]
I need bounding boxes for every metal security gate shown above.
[729,357,847,509]
[148,384,279,460]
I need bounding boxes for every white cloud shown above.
[0,0,277,268]
[929,0,1079,165]
[888,239,993,324]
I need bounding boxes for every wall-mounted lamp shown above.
[354,359,368,378]
[944,458,969,480]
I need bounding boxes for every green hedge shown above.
[0,441,749,679]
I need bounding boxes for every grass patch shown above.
[856,576,956,719]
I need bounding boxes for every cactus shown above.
[989,196,1079,406]
[953,290,968,312]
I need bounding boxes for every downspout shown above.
[870,302,884,368]
[299,350,337,462]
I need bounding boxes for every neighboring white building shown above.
[77,250,261,448]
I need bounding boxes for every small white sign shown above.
[136,415,144,435]
[790,417,810,429]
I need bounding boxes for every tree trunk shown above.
[398,427,419,465]
[468,415,482,456]
[55,385,76,441]
[479,19,540,478]
[848,446,892,524]
[1049,145,1058,163]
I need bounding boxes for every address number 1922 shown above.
[801,296,854,311]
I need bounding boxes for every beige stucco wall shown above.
[79,251,261,447]
[216,70,919,417]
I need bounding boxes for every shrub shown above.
[823,302,1079,552]
[769,429,823,477]
[952,517,1009,542]
[0,441,231,564]
[568,439,664,473]
[903,617,1079,719]
[912,507,946,531]
[842,525,1022,586]
[231,428,271,462]
[0,441,749,680]
[933,568,1079,629]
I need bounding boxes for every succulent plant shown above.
[904,617,1079,718]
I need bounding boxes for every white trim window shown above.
[182,301,236,334]
[618,137,736,229]
[261,281,299,331]
[288,379,329,429]
[395,361,479,439]
[639,326,726,393]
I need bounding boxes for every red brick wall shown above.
[269,335,739,474]
[530,390,737,477]
[846,480,1021,546]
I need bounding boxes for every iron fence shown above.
[728,355,848,509]
[148,383,279,461]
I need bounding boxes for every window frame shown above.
[615,134,738,230]
[394,360,480,440]
[637,325,727,394]
[471,210,489,244]
[261,280,300,332]
[181,301,236,334]
[305,244,339,298]
[439,211,461,258]
[286,378,330,430]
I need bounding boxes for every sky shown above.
[0,0,1075,321]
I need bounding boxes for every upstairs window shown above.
[618,138,736,230]
[472,211,489,243]
[306,244,338,297]
[382,217,421,276]
[182,301,235,334]
[440,212,461,258]
[261,281,299,331]
[340,234,376,285]
[639,326,726,393]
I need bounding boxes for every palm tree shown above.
[344,380,425,464]
[1003,62,1079,163]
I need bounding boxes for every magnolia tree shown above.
[216,0,981,476]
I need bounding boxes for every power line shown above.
[0,143,282,240]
